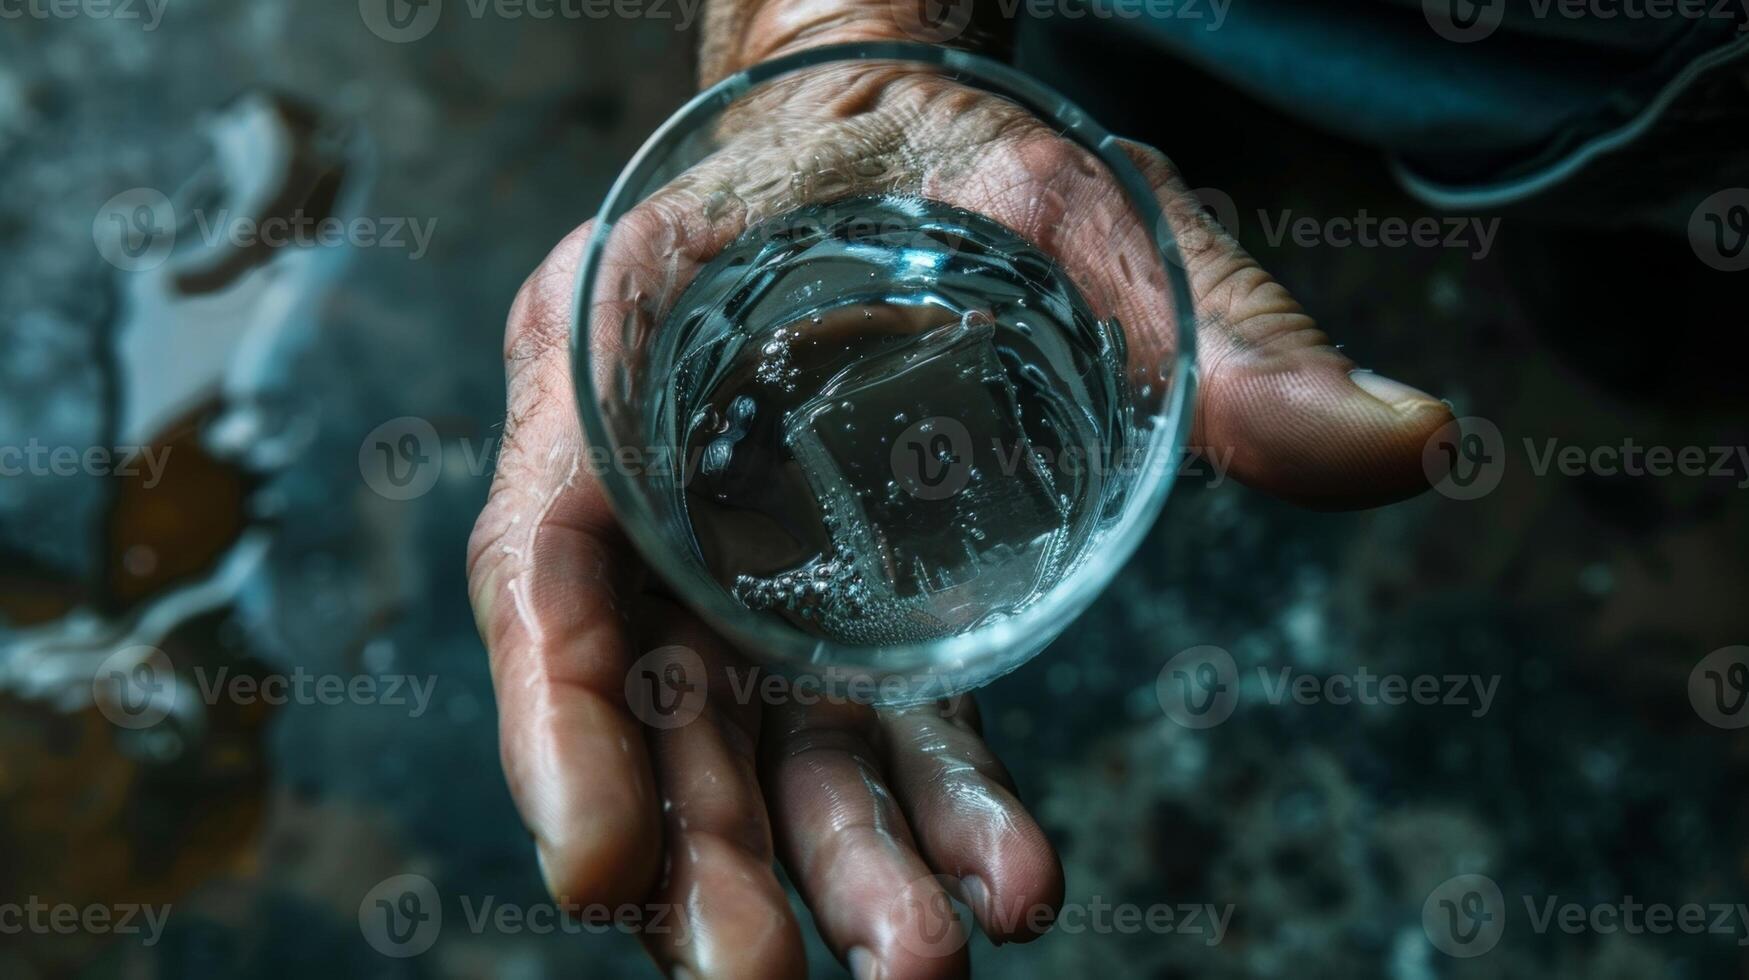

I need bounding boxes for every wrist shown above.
[698,0,1014,88]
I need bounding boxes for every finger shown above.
[762,699,971,980]
[947,128,1452,510]
[878,697,1062,944]
[466,220,661,907]
[631,605,807,980]
[1117,140,1454,509]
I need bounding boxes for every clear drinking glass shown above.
[573,41,1196,703]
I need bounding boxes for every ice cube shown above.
[783,311,1064,639]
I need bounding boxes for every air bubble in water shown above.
[668,197,1127,647]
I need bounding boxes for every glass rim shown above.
[572,39,1198,699]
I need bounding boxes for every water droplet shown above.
[728,395,757,427]
[702,437,735,475]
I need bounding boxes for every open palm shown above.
[467,67,1449,980]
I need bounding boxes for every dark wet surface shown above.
[3,7,1748,979]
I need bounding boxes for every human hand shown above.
[466,63,1451,980]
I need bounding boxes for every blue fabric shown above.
[1021,0,1747,198]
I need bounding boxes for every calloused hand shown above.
[467,67,1450,980]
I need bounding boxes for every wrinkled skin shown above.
[467,67,1452,980]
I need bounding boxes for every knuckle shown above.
[506,266,575,367]
[1197,256,1277,326]
[506,220,596,365]
[466,475,533,621]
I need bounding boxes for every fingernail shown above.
[959,874,991,926]
[1350,369,1440,410]
[535,843,559,897]
[670,967,698,980]
[848,946,878,980]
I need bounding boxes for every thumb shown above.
[1122,141,1454,510]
